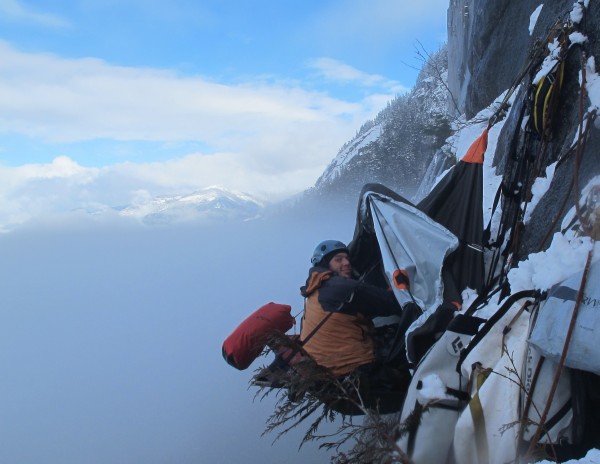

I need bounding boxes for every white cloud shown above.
[0,152,325,230]
[0,157,98,228]
[0,41,375,145]
[0,40,401,228]
[0,41,393,174]
[308,57,410,94]
[0,0,69,27]
[113,152,322,198]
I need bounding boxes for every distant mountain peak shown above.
[118,186,264,225]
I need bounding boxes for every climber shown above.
[298,239,412,391]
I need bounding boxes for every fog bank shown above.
[0,204,356,463]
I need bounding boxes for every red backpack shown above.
[222,302,295,370]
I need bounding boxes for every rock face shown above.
[305,1,600,269]
[448,0,600,258]
[448,1,600,118]
[448,0,533,118]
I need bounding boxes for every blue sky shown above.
[0,0,448,228]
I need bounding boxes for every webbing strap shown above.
[301,310,333,347]
[469,368,492,464]
[271,300,334,370]
[500,298,536,356]
[543,399,572,433]
[276,302,333,368]
[458,289,541,373]
[406,400,424,456]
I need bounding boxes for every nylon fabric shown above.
[369,196,458,314]
[453,296,547,464]
[528,258,600,374]
[300,289,376,376]
[396,314,480,463]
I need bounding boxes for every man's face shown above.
[328,252,352,278]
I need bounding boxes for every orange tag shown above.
[393,269,409,289]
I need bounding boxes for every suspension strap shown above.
[300,308,334,347]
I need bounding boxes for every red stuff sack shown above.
[222,302,295,370]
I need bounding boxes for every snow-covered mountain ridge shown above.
[317,124,383,185]
[118,186,264,225]
[307,47,451,202]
